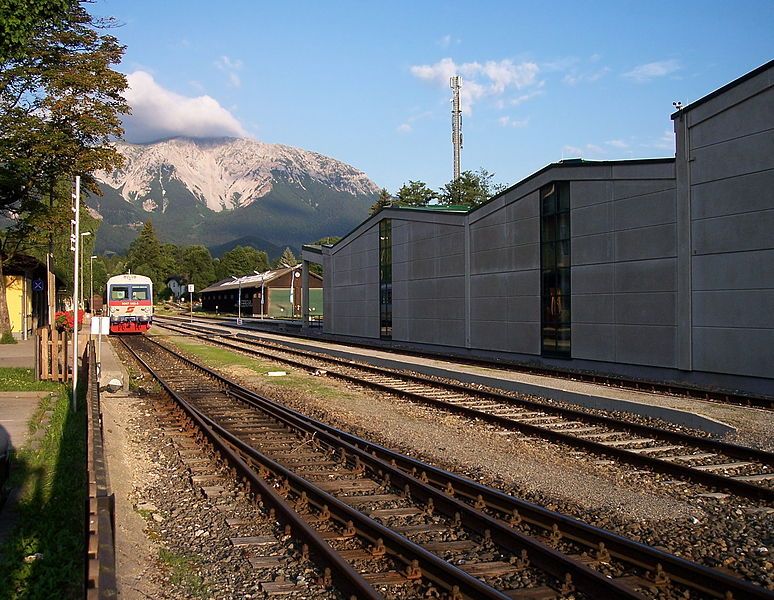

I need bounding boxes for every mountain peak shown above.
[98,137,380,213]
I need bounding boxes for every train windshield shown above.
[131,286,150,300]
[110,284,150,301]
[110,286,129,300]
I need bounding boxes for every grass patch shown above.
[163,335,356,403]
[0,368,61,392]
[158,548,208,597]
[0,386,85,599]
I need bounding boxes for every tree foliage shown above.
[273,247,298,269]
[0,0,74,61]
[395,180,438,207]
[369,188,392,215]
[126,221,176,294]
[0,1,128,335]
[438,168,506,207]
[215,245,270,280]
[178,245,215,292]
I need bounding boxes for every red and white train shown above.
[106,273,153,333]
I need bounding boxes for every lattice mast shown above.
[450,75,462,181]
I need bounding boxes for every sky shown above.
[91,0,773,193]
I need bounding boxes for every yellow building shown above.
[2,273,32,338]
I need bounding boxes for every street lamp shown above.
[253,270,265,320]
[89,255,97,315]
[230,275,243,324]
[80,231,91,310]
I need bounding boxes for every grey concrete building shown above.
[301,61,773,396]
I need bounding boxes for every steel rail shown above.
[122,337,514,599]
[158,314,774,409]
[119,337,380,600]
[156,320,774,501]
[136,334,772,600]
[222,386,774,600]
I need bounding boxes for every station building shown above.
[300,61,773,396]
[200,264,323,319]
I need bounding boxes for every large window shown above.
[379,219,392,339]
[540,182,571,357]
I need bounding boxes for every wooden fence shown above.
[36,326,70,382]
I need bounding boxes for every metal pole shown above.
[238,279,242,324]
[71,176,80,409]
[450,75,462,183]
[89,255,96,314]
[190,290,193,323]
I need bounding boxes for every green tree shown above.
[215,246,269,280]
[0,0,74,61]
[438,168,506,207]
[273,247,298,269]
[179,245,216,291]
[369,188,392,215]
[126,221,168,294]
[0,1,128,337]
[395,180,437,207]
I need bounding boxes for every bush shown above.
[0,331,16,344]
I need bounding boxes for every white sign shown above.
[187,284,195,293]
[90,316,110,335]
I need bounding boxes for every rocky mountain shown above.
[88,137,380,255]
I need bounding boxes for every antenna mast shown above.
[450,75,462,181]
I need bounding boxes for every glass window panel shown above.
[542,326,556,351]
[542,192,557,216]
[558,213,571,240]
[110,286,128,300]
[558,182,570,211]
[542,269,557,293]
[557,268,571,296]
[130,286,149,300]
[557,240,571,267]
[541,214,557,242]
[541,244,555,266]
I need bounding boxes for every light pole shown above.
[80,231,91,310]
[89,255,97,315]
[253,270,264,319]
[230,275,243,324]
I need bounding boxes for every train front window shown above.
[130,286,149,300]
[111,286,129,300]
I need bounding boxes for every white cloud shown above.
[623,59,680,83]
[397,123,412,133]
[562,145,584,157]
[563,66,610,86]
[122,71,248,143]
[498,116,529,128]
[410,57,539,114]
[437,34,460,48]
[605,139,629,149]
[214,55,243,88]
[649,129,675,150]
[511,89,544,106]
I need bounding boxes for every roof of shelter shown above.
[200,264,320,294]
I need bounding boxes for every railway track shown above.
[155,318,774,502]
[164,313,773,410]
[118,333,773,599]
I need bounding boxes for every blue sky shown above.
[92,0,773,193]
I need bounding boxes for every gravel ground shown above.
[217,362,774,591]
[110,332,773,595]
[102,381,342,600]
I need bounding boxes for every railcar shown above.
[106,274,153,333]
